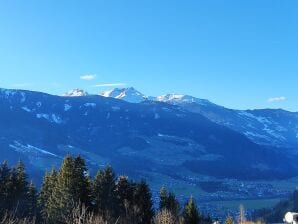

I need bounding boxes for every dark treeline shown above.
[0,155,212,224]
[253,188,298,223]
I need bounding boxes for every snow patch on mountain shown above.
[99,87,216,109]
[9,141,58,157]
[156,94,212,106]
[36,113,49,120]
[64,104,72,111]
[84,103,96,108]
[244,131,271,140]
[20,92,26,103]
[0,89,17,98]
[22,107,31,112]
[100,87,147,103]
[51,114,63,124]
[0,89,28,104]
[238,111,287,141]
[36,113,63,124]
[64,89,88,97]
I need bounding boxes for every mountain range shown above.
[1,87,298,204]
[99,87,298,149]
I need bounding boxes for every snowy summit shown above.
[64,89,89,97]
[100,87,148,103]
[156,94,211,106]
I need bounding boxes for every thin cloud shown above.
[92,83,126,87]
[268,96,287,103]
[80,74,96,81]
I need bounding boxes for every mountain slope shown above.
[100,88,298,149]
[0,88,296,184]
[160,96,298,149]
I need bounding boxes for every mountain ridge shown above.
[1,86,298,217]
[4,87,298,149]
[83,87,298,149]
[0,87,296,181]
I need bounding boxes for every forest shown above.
[0,155,213,224]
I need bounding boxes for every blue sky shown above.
[0,1,297,111]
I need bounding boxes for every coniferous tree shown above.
[115,175,134,217]
[0,161,11,216]
[159,187,168,211]
[93,166,117,218]
[133,179,154,224]
[167,192,180,217]
[0,157,213,223]
[26,181,38,218]
[73,155,92,207]
[11,160,30,217]
[53,155,75,221]
[41,156,76,223]
[39,170,52,212]
[40,156,93,223]
[159,187,180,217]
[183,196,200,224]
[39,168,58,222]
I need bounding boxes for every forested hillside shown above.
[0,156,212,224]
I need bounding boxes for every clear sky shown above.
[0,1,297,111]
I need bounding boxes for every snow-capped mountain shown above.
[0,87,296,184]
[100,87,148,103]
[64,89,88,97]
[156,94,214,106]
[2,87,298,214]
[102,87,298,149]
[157,96,298,149]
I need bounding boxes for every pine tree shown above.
[13,160,28,195]
[73,155,92,206]
[183,196,200,224]
[115,175,135,218]
[40,156,93,223]
[38,168,58,222]
[159,187,168,211]
[41,156,76,223]
[26,181,38,218]
[0,161,11,215]
[167,192,180,217]
[0,161,37,218]
[93,166,117,218]
[11,160,29,217]
[133,179,154,224]
[53,155,75,221]
[159,187,180,217]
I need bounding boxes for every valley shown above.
[1,87,298,219]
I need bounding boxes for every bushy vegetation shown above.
[0,156,211,224]
[253,188,298,223]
